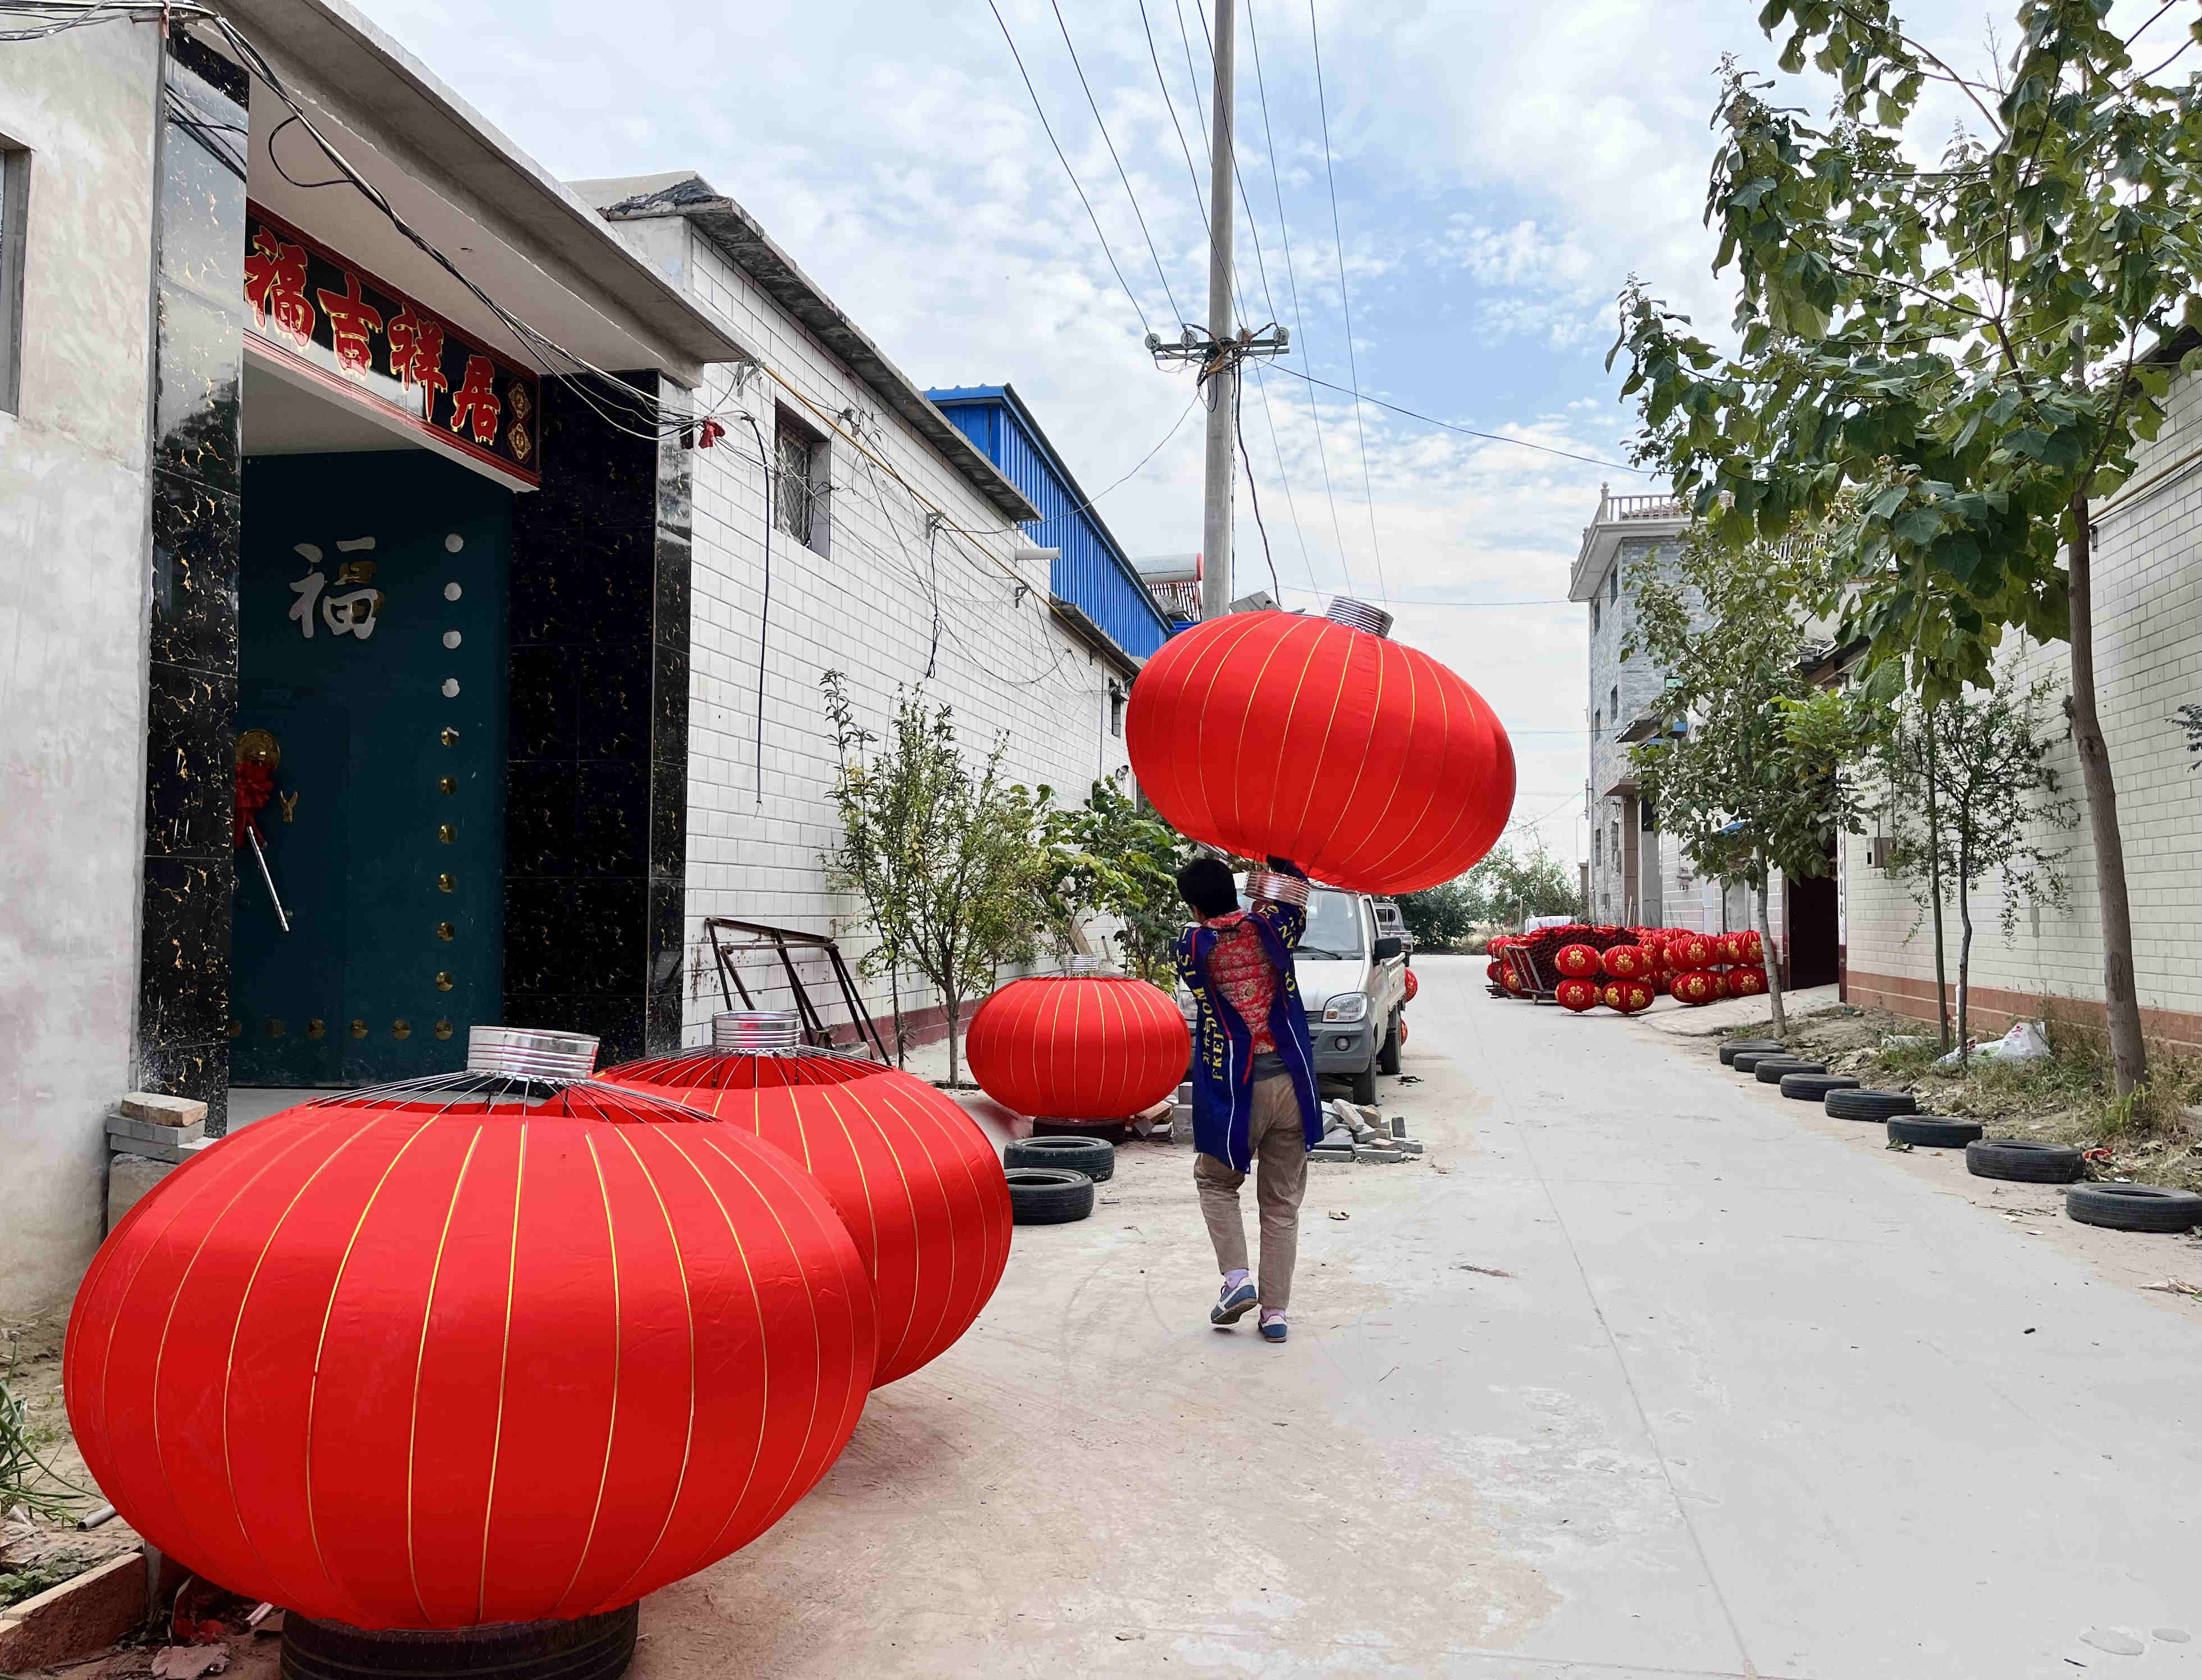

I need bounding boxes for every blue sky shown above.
[354,0,2192,867]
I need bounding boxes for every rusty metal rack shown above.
[703,917,891,1062]
[1502,944,1558,1004]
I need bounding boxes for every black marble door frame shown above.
[504,372,690,1063]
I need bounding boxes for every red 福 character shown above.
[315,271,384,377]
[449,353,502,446]
[244,227,314,348]
[385,307,449,403]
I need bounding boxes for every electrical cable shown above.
[1232,389,1283,600]
[1309,0,1390,603]
[738,413,774,805]
[1046,0,1185,329]
[983,0,1154,339]
[1265,365,1648,472]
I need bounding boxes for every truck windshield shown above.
[1241,886,1365,958]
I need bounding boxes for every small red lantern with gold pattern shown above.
[1729,965,1768,997]
[1735,929,1765,964]
[1602,979,1654,1014]
[1671,970,1718,1006]
[1554,943,1602,979]
[1671,932,1715,969]
[1556,977,1601,1012]
[1601,944,1650,980]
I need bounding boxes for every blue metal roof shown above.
[926,384,1177,665]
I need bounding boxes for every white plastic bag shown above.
[1976,1020,2053,1061]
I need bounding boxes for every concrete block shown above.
[0,1550,147,1670]
[1353,1146,1405,1164]
[106,1113,205,1147]
[108,1154,175,1228]
[118,1091,205,1127]
[107,1131,213,1165]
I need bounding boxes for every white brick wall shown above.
[1840,370,2202,1031]
[640,222,1132,1046]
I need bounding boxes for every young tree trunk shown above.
[1757,855,1787,1040]
[1922,711,1952,1053]
[2067,492,2148,1093]
[890,967,906,1069]
[945,985,962,1086]
[1955,869,1975,1061]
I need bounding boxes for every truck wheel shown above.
[1351,1058,1378,1106]
[1376,1010,1402,1075]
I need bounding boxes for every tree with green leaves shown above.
[1475,841,1586,929]
[1031,779,1192,986]
[1875,677,2077,1053]
[1625,526,1873,1037]
[822,672,1040,1081]
[1611,0,2202,1089]
[1397,878,1481,951]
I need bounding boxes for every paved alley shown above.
[635,956,2202,1679]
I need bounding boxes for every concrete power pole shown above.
[1198,0,1237,626]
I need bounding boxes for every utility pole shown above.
[1148,0,1285,621]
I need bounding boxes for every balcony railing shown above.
[1596,489,1687,523]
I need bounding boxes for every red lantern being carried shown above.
[1671,970,1719,1006]
[965,974,1190,1121]
[65,1029,875,1631]
[1602,979,1654,1014]
[604,1012,1011,1389]
[1554,943,1602,979]
[1729,965,1769,997]
[1601,944,1650,980]
[1555,977,1601,1012]
[1124,600,1516,893]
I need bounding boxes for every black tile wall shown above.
[504,373,690,1064]
[135,30,247,1130]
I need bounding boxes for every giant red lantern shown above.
[604,1013,1011,1389]
[965,974,1190,1121]
[1554,943,1602,978]
[65,1029,874,1631]
[1671,970,1719,1006]
[1601,944,1650,980]
[1124,600,1516,893]
[1555,978,1601,1012]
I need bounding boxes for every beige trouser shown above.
[1195,1073,1309,1311]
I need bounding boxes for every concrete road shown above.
[636,956,2202,1679]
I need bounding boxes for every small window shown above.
[773,407,828,554]
[1593,709,1602,736]
[1610,684,1620,722]
[0,139,28,414]
[1608,567,1619,605]
[1108,679,1126,737]
[1591,596,1601,634]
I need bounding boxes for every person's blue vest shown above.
[1175,876,1324,1172]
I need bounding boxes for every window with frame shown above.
[0,138,28,414]
[773,407,828,554]
[1108,679,1127,737]
[1591,596,1601,633]
[1608,567,1620,605]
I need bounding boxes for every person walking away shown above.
[1175,855,1323,1343]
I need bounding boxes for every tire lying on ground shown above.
[1731,1050,1795,1074]
[1826,1088,1919,1121]
[1754,1058,1826,1084]
[2066,1182,2202,1234]
[1886,1115,1984,1148]
[1004,1134,1115,1183]
[1720,1039,1786,1067]
[1780,1072,1860,1101]
[1005,1166,1097,1225]
[1965,1139,2085,1183]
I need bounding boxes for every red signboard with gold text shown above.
[243,204,540,486]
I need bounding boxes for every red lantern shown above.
[1124,601,1516,893]
[1554,943,1601,979]
[1708,970,1733,999]
[1672,932,1715,968]
[965,974,1189,1121]
[1556,978,1601,1012]
[1735,928,1764,964]
[65,1029,874,1631]
[604,1015,1011,1389]
[1730,964,1768,997]
[1672,970,1718,1006]
[1601,944,1649,980]
[1484,958,1503,984]
[1402,967,1419,1003]
[1500,964,1527,994]
[1602,979,1653,1014]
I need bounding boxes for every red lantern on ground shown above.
[1556,977,1601,1012]
[1402,967,1419,1003]
[1485,958,1503,984]
[1708,970,1733,999]
[1730,965,1768,997]
[1500,964,1527,994]
[1672,970,1718,1006]
[1124,600,1516,893]
[65,1029,875,1631]
[965,974,1190,1121]
[1672,932,1715,969]
[1602,979,1653,1014]
[604,1012,1011,1389]
[1554,943,1601,979]
[1601,944,1649,980]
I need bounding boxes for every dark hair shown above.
[1176,855,1239,920]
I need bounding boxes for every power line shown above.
[983,0,1152,339]
[1309,0,1390,604]
[1265,366,1647,472]
[1045,0,1186,329]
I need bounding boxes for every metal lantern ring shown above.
[65,1029,875,1633]
[1124,599,1516,894]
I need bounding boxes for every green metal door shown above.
[231,450,509,1085]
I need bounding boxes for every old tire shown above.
[1005,1134,1115,1183]
[1965,1139,2085,1183]
[1376,1011,1402,1075]
[1754,1058,1826,1084]
[1350,1058,1378,1106]
[1006,1166,1096,1224]
[1887,1115,1983,1148]
[1731,1050,1793,1074]
[1719,1039,1785,1066]
[1780,1072,1859,1101]
[1827,1088,1918,1121]
[282,1607,638,1680]
[2067,1182,2202,1233]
